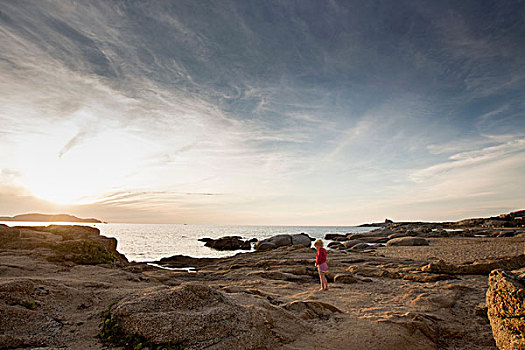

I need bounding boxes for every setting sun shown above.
[17,124,157,205]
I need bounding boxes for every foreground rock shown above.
[110,283,273,349]
[255,233,311,251]
[486,270,525,350]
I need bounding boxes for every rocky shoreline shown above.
[1,211,524,349]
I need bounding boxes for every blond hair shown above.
[314,238,324,247]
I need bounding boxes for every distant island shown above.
[0,213,103,223]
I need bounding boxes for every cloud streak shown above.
[412,137,525,182]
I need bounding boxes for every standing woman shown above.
[314,238,328,291]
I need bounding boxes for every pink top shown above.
[316,247,327,265]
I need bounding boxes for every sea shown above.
[0,221,376,262]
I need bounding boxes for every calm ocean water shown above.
[1,221,376,262]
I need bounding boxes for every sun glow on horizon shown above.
[17,124,158,206]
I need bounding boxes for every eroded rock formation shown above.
[486,270,525,350]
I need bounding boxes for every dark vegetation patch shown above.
[46,240,119,265]
[17,300,37,310]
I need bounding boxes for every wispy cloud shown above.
[412,136,525,182]
[59,130,93,158]
[1,1,524,223]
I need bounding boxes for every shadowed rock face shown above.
[486,270,525,350]
[255,233,311,251]
[111,283,272,349]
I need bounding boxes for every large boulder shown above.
[486,270,525,350]
[110,284,272,349]
[290,233,311,247]
[386,237,429,246]
[203,236,251,250]
[255,234,311,251]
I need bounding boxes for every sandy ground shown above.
[2,234,524,349]
[376,236,525,263]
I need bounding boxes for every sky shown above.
[0,0,524,225]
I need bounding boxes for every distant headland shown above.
[358,210,525,228]
[0,213,103,223]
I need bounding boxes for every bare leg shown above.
[319,272,328,291]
